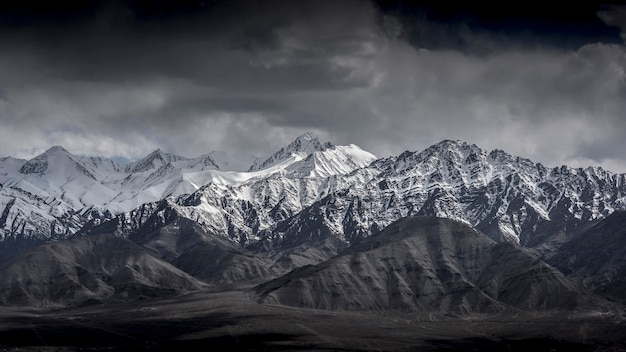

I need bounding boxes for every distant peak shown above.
[287,131,332,154]
[248,132,333,172]
[146,148,164,157]
[43,145,70,155]
[138,149,167,164]
[128,149,185,173]
[143,148,186,162]
[27,145,73,161]
[19,146,71,175]
[295,131,320,142]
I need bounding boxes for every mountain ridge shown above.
[1,134,625,263]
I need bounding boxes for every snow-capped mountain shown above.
[1,134,625,261]
[2,133,626,315]
[0,145,224,242]
[0,133,376,246]
[249,131,333,172]
[310,141,624,257]
[337,140,626,247]
[97,139,626,264]
[92,137,378,248]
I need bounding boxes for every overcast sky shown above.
[1,1,625,172]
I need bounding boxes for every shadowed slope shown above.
[0,233,204,307]
[549,211,626,302]
[89,202,278,286]
[255,217,584,314]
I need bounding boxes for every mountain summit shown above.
[248,131,333,171]
[126,149,187,174]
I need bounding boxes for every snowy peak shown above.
[43,145,70,155]
[418,140,486,165]
[249,132,333,172]
[19,146,71,175]
[487,148,537,172]
[126,149,187,173]
[287,131,331,155]
[187,154,220,171]
[373,140,536,181]
[285,144,377,177]
[18,145,97,180]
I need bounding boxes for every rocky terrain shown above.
[255,217,588,313]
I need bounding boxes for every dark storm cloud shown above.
[598,5,626,42]
[0,1,625,173]
[0,0,384,147]
[0,0,380,90]
[374,1,622,52]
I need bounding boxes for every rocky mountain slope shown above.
[0,209,280,307]
[548,211,626,302]
[0,233,205,307]
[0,215,605,311]
[255,217,585,313]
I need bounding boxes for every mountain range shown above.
[0,132,625,313]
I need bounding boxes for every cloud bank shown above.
[0,1,624,172]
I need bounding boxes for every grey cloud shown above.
[310,40,626,171]
[0,0,383,90]
[0,1,625,174]
[0,0,389,157]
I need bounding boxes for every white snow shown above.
[1,136,625,247]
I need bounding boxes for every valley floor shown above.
[0,289,624,351]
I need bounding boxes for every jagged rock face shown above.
[548,211,626,302]
[254,217,585,314]
[248,131,332,172]
[93,140,377,250]
[272,141,625,252]
[340,141,626,246]
[100,140,626,265]
[1,135,625,260]
[240,141,621,253]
